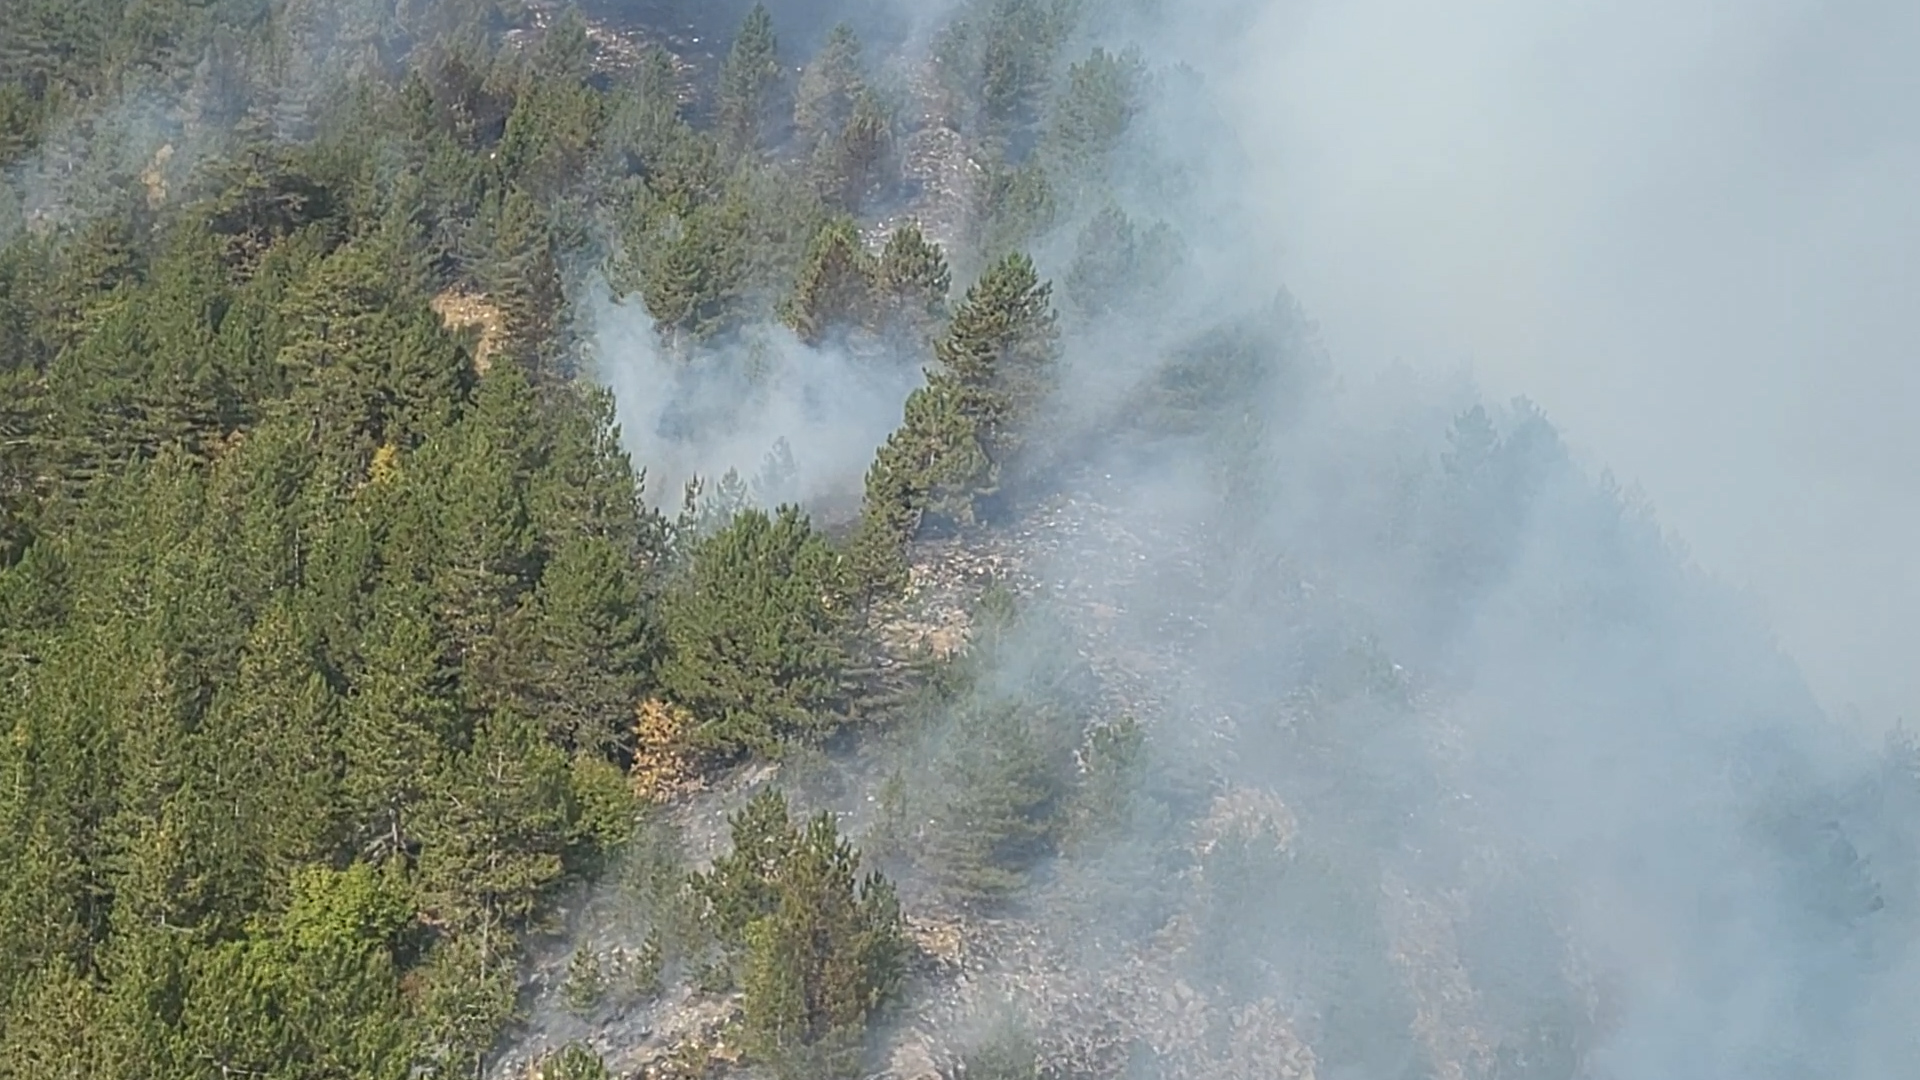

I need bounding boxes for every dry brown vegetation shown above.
[432,288,507,374]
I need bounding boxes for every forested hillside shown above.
[0,0,1155,1074]
[3,2,1916,1080]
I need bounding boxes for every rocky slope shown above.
[483,9,1607,1080]
[487,455,1610,1080]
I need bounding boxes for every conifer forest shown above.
[0,1,1914,1079]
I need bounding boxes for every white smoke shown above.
[585,282,922,515]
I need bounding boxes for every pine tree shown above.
[656,507,856,757]
[781,218,876,347]
[275,238,465,479]
[872,222,951,353]
[847,472,916,601]
[40,224,234,488]
[343,593,459,864]
[632,195,752,348]
[483,186,566,376]
[1062,204,1127,316]
[174,864,414,1080]
[694,788,796,944]
[538,1043,615,1080]
[874,374,996,530]
[101,628,217,935]
[1041,47,1148,183]
[523,382,656,553]
[849,372,997,601]
[931,0,1078,144]
[921,697,1075,904]
[717,4,781,158]
[198,600,346,893]
[732,164,835,302]
[935,252,1060,474]
[972,157,1055,258]
[510,532,650,757]
[812,89,891,213]
[959,1008,1042,1080]
[740,812,906,1080]
[420,365,540,694]
[412,710,574,969]
[793,24,864,151]
[44,214,140,354]
[693,791,904,1079]
[0,959,111,1077]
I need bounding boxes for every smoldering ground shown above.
[545,0,1920,1078]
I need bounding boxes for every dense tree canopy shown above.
[0,0,1767,1077]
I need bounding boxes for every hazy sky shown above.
[1217,0,1920,727]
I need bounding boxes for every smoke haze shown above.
[1213,0,1920,727]
[587,285,921,511]
[555,1,1920,1076]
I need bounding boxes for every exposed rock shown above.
[431,289,506,374]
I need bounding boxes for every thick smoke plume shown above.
[1214,0,1920,727]
[586,286,920,513]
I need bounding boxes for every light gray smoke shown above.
[585,284,923,513]
[565,2,1920,1077]
[1213,0,1920,729]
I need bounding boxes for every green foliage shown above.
[936,252,1061,471]
[885,376,998,525]
[658,507,858,758]
[0,81,51,167]
[850,371,998,600]
[280,862,414,956]
[873,221,953,351]
[626,192,752,347]
[795,24,866,152]
[1123,294,1308,442]
[512,531,654,756]
[1041,47,1149,181]
[935,0,1083,142]
[0,1,1330,1072]
[893,592,1092,905]
[498,13,606,199]
[1422,399,1568,611]
[813,89,892,213]
[1066,714,1148,845]
[569,753,642,867]
[538,1042,615,1080]
[695,788,798,945]
[622,929,667,997]
[1064,205,1182,319]
[781,217,876,346]
[847,484,916,601]
[849,251,1058,593]
[602,49,712,203]
[274,235,470,472]
[694,789,906,1080]
[0,98,664,1062]
[615,154,831,351]
[922,695,1078,903]
[863,769,913,865]
[972,158,1057,259]
[718,3,782,158]
[482,185,568,373]
[564,945,607,1014]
